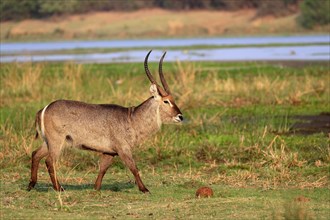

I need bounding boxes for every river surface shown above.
[0,35,329,63]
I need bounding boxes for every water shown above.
[1,35,329,53]
[0,35,329,63]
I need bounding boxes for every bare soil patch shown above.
[289,113,330,135]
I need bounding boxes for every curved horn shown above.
[144,50,167,96]
[144,50,157,85]
[159,51,171,94]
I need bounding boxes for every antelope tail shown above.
[35,104,49,140]
[35,110,42,139]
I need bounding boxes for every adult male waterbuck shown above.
[28,50,183,193]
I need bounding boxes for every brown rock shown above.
[196,186,213,198]
[294,196,310,202]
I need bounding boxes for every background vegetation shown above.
[298,0,330,28]
[1,61,329,219]
[1,0,329,28]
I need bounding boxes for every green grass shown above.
[0,61,329,219]
[1,170,329,219]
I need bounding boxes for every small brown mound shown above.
[196,186,213,198]
[294,196,310,203]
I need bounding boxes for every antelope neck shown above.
[129,97,161,141]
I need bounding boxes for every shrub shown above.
[0,0,39,21]
[256,0,299,17]
[298,0,330,28]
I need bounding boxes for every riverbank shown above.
[1,9,329,42]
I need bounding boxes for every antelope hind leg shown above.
[28,143,48,191]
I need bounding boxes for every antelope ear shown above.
[150,84,161,100]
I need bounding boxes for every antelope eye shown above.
[164,100,169,104]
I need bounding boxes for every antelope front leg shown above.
[94,153,114,190]
[117,148,149,193]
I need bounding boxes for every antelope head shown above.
[144,50,183,124]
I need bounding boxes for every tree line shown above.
[0,0,328,28]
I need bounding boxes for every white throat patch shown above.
[156,105,162,128]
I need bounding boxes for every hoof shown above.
[54,186,65,192]
[142,188,150,194]
[27,182,36,191]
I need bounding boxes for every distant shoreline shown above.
[1,9,329,43]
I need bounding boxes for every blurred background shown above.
[1,0,329,41]
[0,0,329,62]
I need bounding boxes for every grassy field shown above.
[0,61,329,219]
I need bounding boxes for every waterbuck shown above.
[28,50,183,193]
